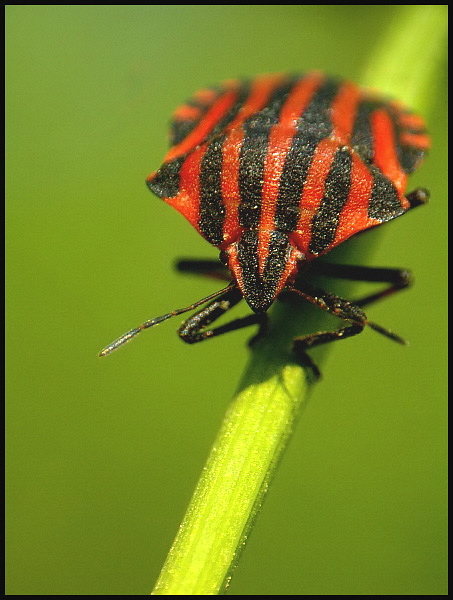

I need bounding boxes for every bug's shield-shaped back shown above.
[147,72,429,308]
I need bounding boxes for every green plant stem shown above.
[152,336,308,594]
[152,295,314,595]
[151,5,446,595]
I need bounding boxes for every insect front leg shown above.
[287,280,405,378]
[292,322,365,380]
[289,285,367,377]
[178,286,267,344]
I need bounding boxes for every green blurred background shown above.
[6,5,447,595]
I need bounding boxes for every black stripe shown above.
[388,105,428,174]
[350,99,380,164]
[275,134,318,232]
[397,141,428,175]
[170,83,251,148]
[274,79,342,233]
[309,147,353,255]
[198,135,226,245]
[209,83,251,138]
[237,230,291,312]
[237,229,259,287]
[170,85,223,146]
[147,157,184,199]
[170,117,198,147]
[264,230,293,286]
[238,77,297,229]
[295,78,340,141]
[367,166,404,222]
[397,140,428,174]
[237,127,268,229]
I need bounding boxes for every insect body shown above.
[100,72,429,374]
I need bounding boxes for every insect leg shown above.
[178,286,267,344]
[176,259,230,281]
[406,187,430,209]
[287,281,405,377]
[308,262,412,307]
[292,324,364,379]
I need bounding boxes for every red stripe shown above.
[258,72,324,272]
[219,74,290,249]
[173,104,203,121]
[193,87,219,105]
[332,152,377,248]
[277,71,324,127]
[224,243,244,294]
[330,81,362,146]
[225,225,302,300]
[164,84,240,162]
[273,245,304,296]
[391,103,426,130]
[163,145,206,233]
[226,73,288,132]
[371,108,407,195]
[400,113,426,129]
[290,138,339,257]
[400,132,430,149]
[220,128,244,247]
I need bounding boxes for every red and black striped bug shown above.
[100,71,430,376]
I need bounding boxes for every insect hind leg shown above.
[287,280,404,378]
[293,323,364,379]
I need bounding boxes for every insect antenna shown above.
[99,282,236,357]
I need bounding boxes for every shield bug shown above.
[100,72,429,376]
